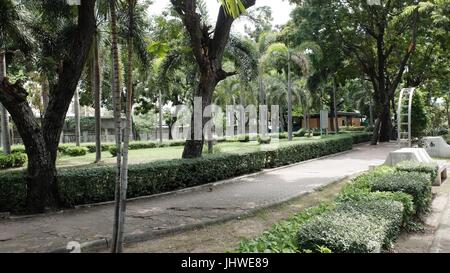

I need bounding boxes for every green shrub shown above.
[237,204,333,253]
[343,166,431,215]
[65,147,88,157]
[341,126,366,132]
[84,144,111,153]
[297,194,404,253]
[0,153,27,169]
[129,142,157,150]
[337,187,414,225]
[58,144,74,155]
[395,161,438,183]
[264,135,353,168]
[257,135,271,145]
[293,128,307,137]
[11,146,26,154]
[351,132,373,144]
[368,171,432,214]
[0,135,356,213]
[109,146,118,157]
[238,135,250,142]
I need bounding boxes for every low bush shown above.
[84,144,112,153]
[297,204,397,253]
[0,135,356,213]
[65,147,88,157]
[257,135,271,145]
[395,161,438,183]
[264,135,353,168]
[368,171,432,214]
[293,128,307,137]
[237,204,333,253]
[350,132,373,144]
[341,126,366,132]
[0,153,27,169]
[11,146,26,154]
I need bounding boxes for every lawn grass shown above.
[2,136,327,172]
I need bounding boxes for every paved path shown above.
[430,193,450,253]
[0,143,398,253]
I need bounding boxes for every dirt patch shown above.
[118,180,349,253]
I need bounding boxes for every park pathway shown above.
[0,143,397,253]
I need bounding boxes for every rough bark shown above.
[172,0,256,158]
[0,1,96,212]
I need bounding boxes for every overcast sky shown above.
[148,0,295,34]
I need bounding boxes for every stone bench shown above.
[384,148,448,186]
[422,136,450,158]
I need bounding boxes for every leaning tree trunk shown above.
[74,87,81,146]
[110,0,123,253]
[92,31,102,163]
[0,1,96,213]
[1,52,11,154]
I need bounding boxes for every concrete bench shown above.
[422,136,450,158]
[384,148,448,186]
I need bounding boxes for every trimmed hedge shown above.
[238,163,431,253]
[257,135,271,145]
[237,203,334,253]
[297,196,404,253]
[0,153,27,169]
[65,147,88,157]
[264,135,353,168]
[369,171,432,214]
[0,135,356,213]
[350,132,373,144]
[396,161,438,183]
[343,166,432,215]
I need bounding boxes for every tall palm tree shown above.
[109,0,123,254]
[110,0,150,253]
[260,42,310,140]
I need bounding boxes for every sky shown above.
[148,0,295,34]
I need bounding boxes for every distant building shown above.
[298,112,364,131]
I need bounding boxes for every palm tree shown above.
[110,0,150,253]
[260,43,310,140]
[109,0,123,254]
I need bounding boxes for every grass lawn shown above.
[1,136,329,172]
[57,136,324,168]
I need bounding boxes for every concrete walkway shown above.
[0,143,398,253]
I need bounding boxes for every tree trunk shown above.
[74,86,81,146]
[93,30,102,163]
[182,73,215,159]
[110,0,123,253]
[333,77,339,134]
[1,52,11,154]
[287,50,293,141]
[41,76,49,116]
[378,102,392,142]
[0,1,96,213]
[158,90,163,144]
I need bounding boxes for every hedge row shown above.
[0,135,360,213]
[0,153,27,170]
[238,164,433,253]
